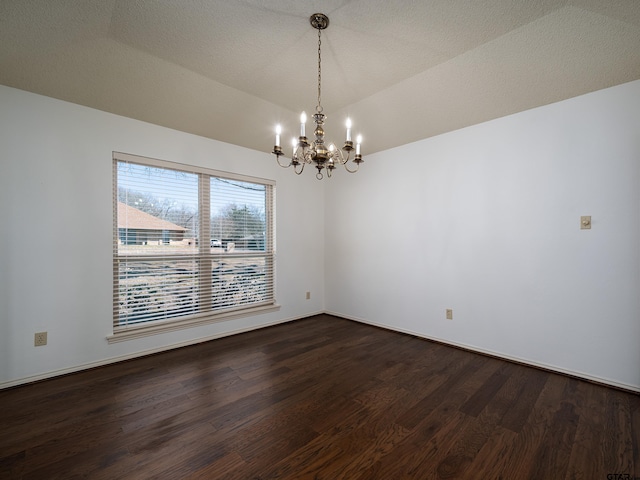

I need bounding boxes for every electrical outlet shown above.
[306,291,311,300]
[446,309,453,320]
[34,332,48,346]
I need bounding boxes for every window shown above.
[111,152,276,341]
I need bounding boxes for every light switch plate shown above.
[580,216,591,230]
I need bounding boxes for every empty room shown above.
[1,1,639,479]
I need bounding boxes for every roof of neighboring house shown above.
[117,202,187,232]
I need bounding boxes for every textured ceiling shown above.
[1,0,640,155]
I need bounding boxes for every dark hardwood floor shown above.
[1,314,638,479]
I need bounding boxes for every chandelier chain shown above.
[317,27,322,113]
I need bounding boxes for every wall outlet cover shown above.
[34,332,48,346]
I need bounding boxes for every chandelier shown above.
[272,13,363,180]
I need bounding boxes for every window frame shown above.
[109,151,278,343]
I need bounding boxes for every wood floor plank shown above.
[459,362,514,417]
[528,401,580,479]
[489,373,571,478]
[433,386,515,478]
[464,423,518,477]
[499,366,549,433]
[631,394,640,478]
[462,364,528,477]
[351,358,500,479]
[181,451,247,480]
[564,381,607,480]
[395,354,487,430]
[0,314,637,479]
[603,388,635,475]
[359,409,473,479]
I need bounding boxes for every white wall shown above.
[0,85,325,387]
[325,80,640,391]
[2,80,639,392]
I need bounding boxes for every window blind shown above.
[113,152,275,332]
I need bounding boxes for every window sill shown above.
[107,303,281,343]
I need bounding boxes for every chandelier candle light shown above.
[272,13,364,180]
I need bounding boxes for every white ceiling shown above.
[1,0,640,155]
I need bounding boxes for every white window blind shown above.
[113,152,275,334]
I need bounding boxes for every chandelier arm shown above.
[303,149,315,165]
[343,162,360,173]
[294,162,305,175]
[333,149,346,165]
[276,155,293,168]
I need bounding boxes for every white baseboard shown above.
[3,309,637,394]
[326,310,640,394]
[0,311,324,390]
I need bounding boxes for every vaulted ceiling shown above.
[2,0,640,155]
